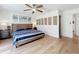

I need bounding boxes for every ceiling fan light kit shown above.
[32,9,36,11]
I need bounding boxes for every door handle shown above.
[72,21,74,24]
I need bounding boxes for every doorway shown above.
[73,14,79,39]
[72,14,79,48]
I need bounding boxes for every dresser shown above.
[0,29,11,39]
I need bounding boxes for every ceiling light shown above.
[32,9,36,11]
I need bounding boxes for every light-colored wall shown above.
[35,10,60,38]
[0,11,32,30]
[0,11,11,29]
[0,11,11,24]
[61,8,79,38]
[35,8,79,38]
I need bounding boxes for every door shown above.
[72,14,79,49]
[73,14,79,38]
[75,14,79,37]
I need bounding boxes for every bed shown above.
[11,24,45,48]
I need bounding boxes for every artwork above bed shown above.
[12,24,32,32]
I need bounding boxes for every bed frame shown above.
[16,34,45,48]
[12,24,45,48]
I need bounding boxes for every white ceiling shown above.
[0,4,79,14]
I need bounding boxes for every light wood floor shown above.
[0,35,79,54]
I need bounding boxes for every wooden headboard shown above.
[12,24,32,32]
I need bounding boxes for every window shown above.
[19,16,27,22]
[44,18,47,25]
[48,17,52,25]
[28,17,31,23]
[13,15,31,23]
[41,18,43,25]
[53,16,57,25]
[13,15,18,22]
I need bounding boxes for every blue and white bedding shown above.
[12,29,44,47]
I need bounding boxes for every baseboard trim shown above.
[60,36,72,39]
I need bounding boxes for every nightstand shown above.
[0,29,11,39]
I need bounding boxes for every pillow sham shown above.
[16,29,25,31]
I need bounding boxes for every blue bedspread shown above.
[12,29,44,46]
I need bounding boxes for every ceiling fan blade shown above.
[25,4,32,8]
[24,9,32,11]
[37,9,43,13]
[36,5,43,8]
[32,11,35,14]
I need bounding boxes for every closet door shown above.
[53,16,57,25]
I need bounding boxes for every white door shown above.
[73,14,76,35]
[75,14,79,37]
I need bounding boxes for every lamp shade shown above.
[1,23,7,26]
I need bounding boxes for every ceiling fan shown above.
[24,4,43,14]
